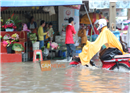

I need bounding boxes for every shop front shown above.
[0,0,82,63]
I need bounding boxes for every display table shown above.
[0,31,28,63]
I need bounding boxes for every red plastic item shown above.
[69,61,81,65]
[0,53,22,63]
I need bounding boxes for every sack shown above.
[99,48,122,61]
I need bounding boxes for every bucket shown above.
[6,46,13,53]
[5,28,14,32]
[75,50,82,56]
[22,53,28,62]
[32,42,39,51]
[62,51,66,58]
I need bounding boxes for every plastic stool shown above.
[33,50,43,63]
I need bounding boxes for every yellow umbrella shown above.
[80,13,108,24]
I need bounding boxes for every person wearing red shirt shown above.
[65,17,76,62]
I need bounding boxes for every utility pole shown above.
[128,8,130,20]
[109,2,116,31]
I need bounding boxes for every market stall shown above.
[1,0,82,63]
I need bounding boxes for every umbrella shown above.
[80,13,108,24]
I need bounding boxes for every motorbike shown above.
[70,54,130,71]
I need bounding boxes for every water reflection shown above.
[1,61,130,93]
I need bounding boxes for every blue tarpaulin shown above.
[1,0,82,7]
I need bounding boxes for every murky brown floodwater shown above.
[1,59,130,93]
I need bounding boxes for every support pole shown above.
[128,9,130,47]
[109,2,116,31]
[83,4,96,35]
[128,8,130,20]
[128,24,130,47]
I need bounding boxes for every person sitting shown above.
[78,19,127,67]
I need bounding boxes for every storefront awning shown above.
[1,0,82,7]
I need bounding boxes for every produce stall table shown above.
[0,31,28,63]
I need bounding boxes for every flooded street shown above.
[1,60,130,93]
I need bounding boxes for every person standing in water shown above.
[65,17,76,62]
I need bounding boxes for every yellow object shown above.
[1,19,3,22]
[38,26,47,41]
[46,34,49,39]
[47,42,50,49]
[36,7,39,10]
[79,26,127,66]
[32,7,35,9]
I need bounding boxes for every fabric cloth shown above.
[27,22,37,29]
[79,26,127,66]
[78,29,87,44]
[39,40,44,49]
[88,27,99,35]
[65,25,76,44]
[66,44,76,57]
[38,26,47,41]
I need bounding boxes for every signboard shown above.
[64,5,81,10]
[64,9,73,21]
[89,0,130,9]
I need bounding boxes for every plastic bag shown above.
[43,6,55,16]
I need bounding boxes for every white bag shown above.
[43,6,55,16]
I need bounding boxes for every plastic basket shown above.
[19,31,25,42]
[5,28,14,32]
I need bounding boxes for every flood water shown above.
[1,59,130,93]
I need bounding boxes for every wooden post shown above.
[128,8,130,20]
[109,2,116,31]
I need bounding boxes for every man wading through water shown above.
[65,17,76,62]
